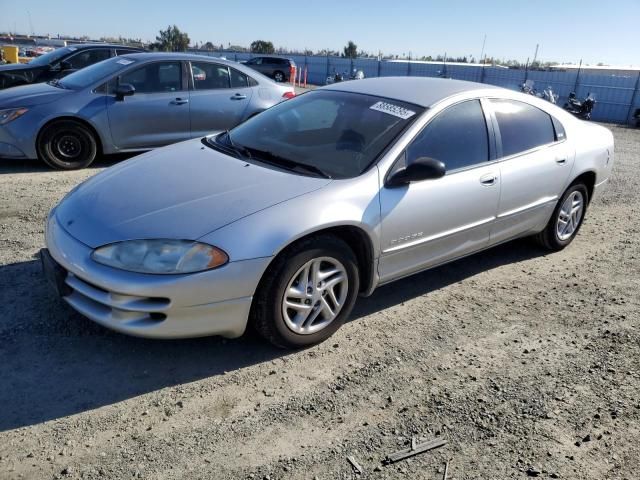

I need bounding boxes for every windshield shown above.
[58,56,137,90]
[27,47,74,67]
[209,90,423,179]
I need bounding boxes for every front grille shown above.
[64,272,169,325]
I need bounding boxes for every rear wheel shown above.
[273,71,285,82]
[251,235,359,349]
[535,183,588,251]
[37,120,98,170]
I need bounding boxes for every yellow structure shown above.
[1,45,19,64]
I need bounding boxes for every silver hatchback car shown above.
[42,77,614,348]
[0,53,294,169]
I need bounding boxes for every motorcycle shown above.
[520,80,558,104]
[326,67,365,85]
[563,92,596,120]
[541,86,559,105]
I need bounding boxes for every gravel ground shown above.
[0,125,638,480]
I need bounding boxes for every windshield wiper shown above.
[244,147,332,179]
[47,79,66,89]
[218,130,253,160]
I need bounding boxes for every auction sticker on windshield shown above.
[116,59,134,65]
[370,101,416,119]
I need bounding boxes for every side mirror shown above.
[386,156,446,187]
[115,83,135,101]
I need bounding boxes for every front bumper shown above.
[44,212,272,339]
[0,121,36,159]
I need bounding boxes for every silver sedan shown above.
[0,53,294,169]
[42,77,615,348]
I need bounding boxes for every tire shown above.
[534,182,589,251]
[37,120,98,170]
[273,71,285,82]
[250,235,360,349]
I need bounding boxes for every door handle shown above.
[231,94,247,100]
[555,158,567,165]
[170,98,189,105]
[479,173,498,186]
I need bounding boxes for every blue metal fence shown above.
[193,50,640,124]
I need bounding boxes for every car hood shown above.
[0,82,70,107]
[0,63,38,72]
[55,139,332,248]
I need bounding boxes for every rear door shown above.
[188,61,253,137]
[106,60,191,149]
[488,99,574,244]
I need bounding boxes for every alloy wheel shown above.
[282,257,348,335]
[556,190,584,241]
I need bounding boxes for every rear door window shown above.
[491,99,556,157]
[230,68,249,88]
[191,62,230,90]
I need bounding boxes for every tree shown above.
[203,41,215,51]
[343,41,357,59]
[250,40,275,54]
[154,25,190,52]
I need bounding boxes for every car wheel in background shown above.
[251,235,360,349]
[273,71,285,82]
[37,120,98,170]
[535,182,588,251]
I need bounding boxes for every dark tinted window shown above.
[191,62,230,90]
[491,99,556,157]
[116,49,138,56]
[407,100,489,172]
[65,49,110,69]
[119,61,182,93]
[230,68,249,88]
[551,116,566,141]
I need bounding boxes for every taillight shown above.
[282,91,295,99]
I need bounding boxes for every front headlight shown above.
[91,239,228,274]
[0,107,28,125]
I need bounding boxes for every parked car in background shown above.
[0,44,144,90]
[242,56,295,82]
[0,53,295,169]
[41,77,614,348]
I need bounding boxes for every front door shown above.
[378,99,501,283]
[106,61,191,150]
[188,62,253,137]
[488,99,575,244]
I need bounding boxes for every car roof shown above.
[119,52,242,65]
[323,77,503,108]
[67,43,144,50]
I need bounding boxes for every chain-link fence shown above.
[193,50,640,125]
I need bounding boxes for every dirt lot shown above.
[0,125,638,480]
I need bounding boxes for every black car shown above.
[242,56,296,82]
[0,44,144,90]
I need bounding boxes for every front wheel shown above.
[37,120,98,170]
[534,183,588,251]
[250,235,360,349]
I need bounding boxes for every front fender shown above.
[198,166,382,263]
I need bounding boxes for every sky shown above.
[3,0,638,66]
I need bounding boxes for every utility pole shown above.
[27,11,34,37]
[532,43,539,67]
[479,34,486,64]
